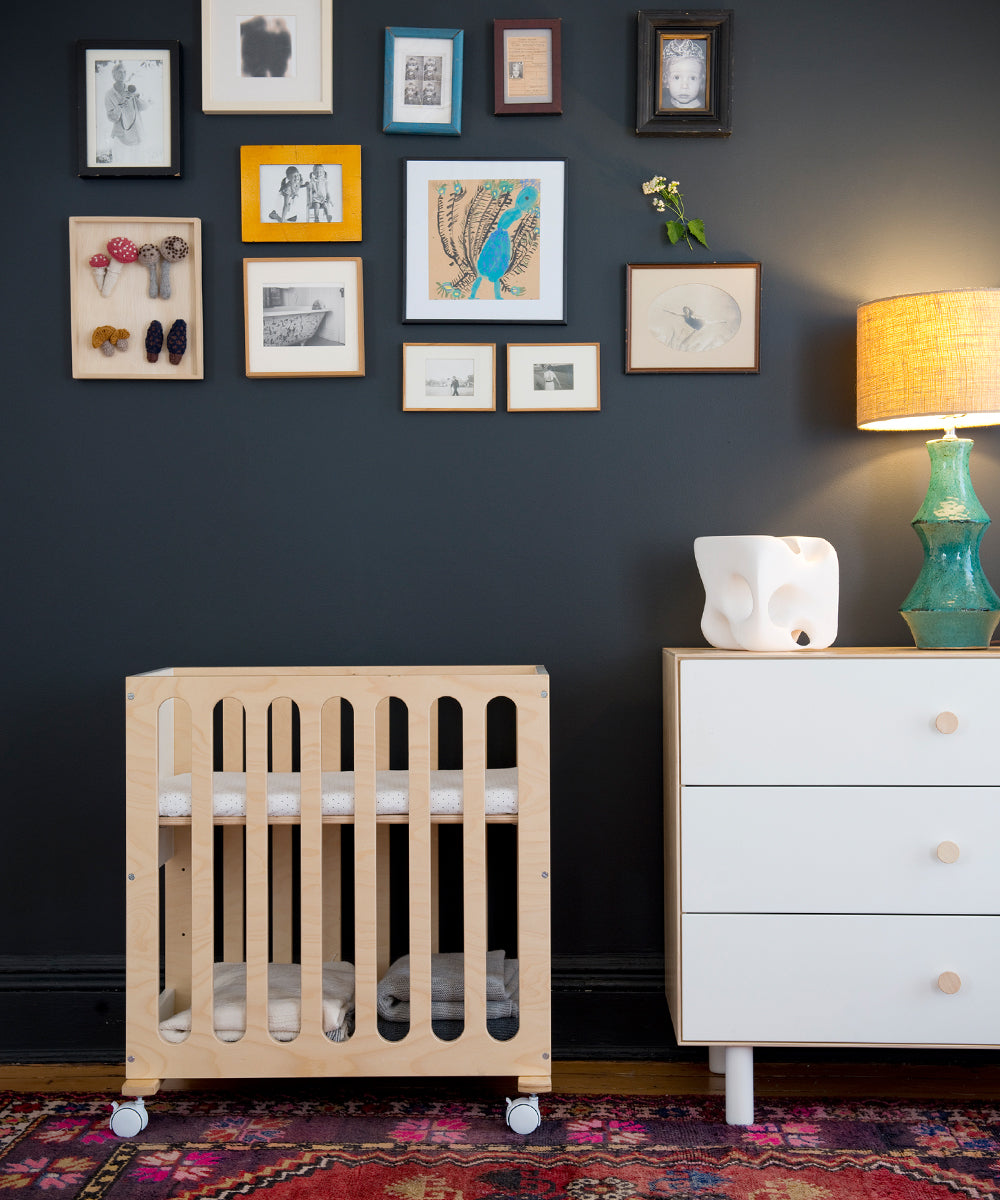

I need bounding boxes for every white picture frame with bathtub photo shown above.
[243,257,364,378]
[202,0,333,114]
[635,9,733,136]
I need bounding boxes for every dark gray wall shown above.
[4,0,1000,1058]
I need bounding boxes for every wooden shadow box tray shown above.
[69,216,203,380]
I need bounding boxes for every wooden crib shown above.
[121,666,551,1125]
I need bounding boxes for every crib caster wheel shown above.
[110,1098,149,1138]
[505,1094,541,1135]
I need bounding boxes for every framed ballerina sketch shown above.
[403,158,567,324]
[77,41,180,176]
[625,262,760,372]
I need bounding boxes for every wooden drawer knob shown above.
[937,971,962,994]
[936,841,960,864]
[935,711,959,734]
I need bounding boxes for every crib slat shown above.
[189,698,216,1042]
[322,826,342,960]
[462,697,489,1031]
[164,826,192,1011]
[352,696,379,1032]
[299,701,324,1040]
[407,702,433,1031]
[244,702,270,1041]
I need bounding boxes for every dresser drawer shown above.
[680,914,1000,1045]
[681,786,1000,915]
[679,658,1000,785]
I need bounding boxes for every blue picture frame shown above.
[383,27,463,136]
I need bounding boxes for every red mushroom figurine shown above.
[102,236,138,297]
[89,253,110,292]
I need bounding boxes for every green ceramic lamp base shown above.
[899,437,1000,650]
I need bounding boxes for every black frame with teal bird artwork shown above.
[403,158,567,324]
[636,10,733,136]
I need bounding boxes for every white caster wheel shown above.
[110,1098,149,1138]
[505,1094,541,1135]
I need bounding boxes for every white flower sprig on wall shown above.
[641,176,708,250]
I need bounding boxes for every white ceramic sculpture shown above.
[694,535,839,651]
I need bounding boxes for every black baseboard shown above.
[3,954,999,1069]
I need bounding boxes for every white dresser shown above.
[663,647,1000,1124]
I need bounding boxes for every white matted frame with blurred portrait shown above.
[402,343,496,411]
[507,343,601,411]
[202,0,333,114]
[244,257,364,378]
[626,262,759,373]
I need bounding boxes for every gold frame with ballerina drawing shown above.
[625,262,760,373]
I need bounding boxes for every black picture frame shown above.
[77,40,181,177]
[636,10,732,137]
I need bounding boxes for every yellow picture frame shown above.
[240,145,362,242]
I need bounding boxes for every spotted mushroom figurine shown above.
[137,244,161,299]
[88,253,110,292]
[102,236,138,298]
[158,236,189,300]
[145,320,164,363]
[166,318,187,365]
[92,325,117,356]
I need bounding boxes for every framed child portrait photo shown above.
[77,41,180,177]
[493,18,562,115]
[636,9,733,136]
[240,145,361,242]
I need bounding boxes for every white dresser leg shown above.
[724,1046,754,1125]
[708,1046,727,1074]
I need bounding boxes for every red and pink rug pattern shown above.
[2,1089,999,1198]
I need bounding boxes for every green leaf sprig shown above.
[641,176,708,250]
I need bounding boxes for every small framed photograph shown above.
[626,262,760,373]
[77,41,180,177]
[244,257,364,378]
[636,9,733,136]
[507,343,601,412]
[493,19,562,115]
[402,343,496,412]
[383,27,463,135]
[240,146,361,242]
[202,0,333,114]
[404,158,567,324]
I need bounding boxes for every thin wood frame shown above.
[507,343,601,411]
[240,145,362,243]
[77,41,180,177]
[636,9,733,136]
[383,27,463,135]
[69,216,204,381]
[493,19,562,115]
[243,257,364,378]
[202,0,333,114]
[403,343,496,411]
[626,262,760,373]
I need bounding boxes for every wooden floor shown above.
[3,1060,1000,1099]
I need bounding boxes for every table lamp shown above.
[856,289,1000,649]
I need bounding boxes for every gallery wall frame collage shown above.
[70,3,759,405]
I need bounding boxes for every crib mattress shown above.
[158,767,518,818]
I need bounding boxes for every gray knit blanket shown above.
[376,951,519,1023]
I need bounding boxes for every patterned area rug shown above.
[2,1087,999,1199]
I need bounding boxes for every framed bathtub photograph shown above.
[243,257,364,378]
[626,262,760,373]
[77,41,180,176]
[404,158,567,324]
[202,0,333,114]
[240,145,361,242]
[507,343,600,411]
[636,9,733,136]
[493,19,562,115]
[402,343,496,412]
[383,27,463,135]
